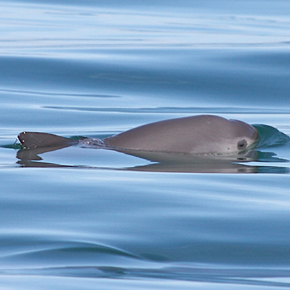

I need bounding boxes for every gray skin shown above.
[18,115,258,155]
[104,115,258,154]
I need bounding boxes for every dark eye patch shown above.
[237,139,247,150]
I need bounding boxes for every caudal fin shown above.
[18,132,74,149]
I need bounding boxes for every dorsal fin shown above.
[18,132,73,149]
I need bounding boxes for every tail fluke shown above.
[18,132,75,149]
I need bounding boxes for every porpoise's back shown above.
[104,115,258,154]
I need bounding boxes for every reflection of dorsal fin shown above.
[18,132,74,149]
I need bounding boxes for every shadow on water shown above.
[7,124,289,174]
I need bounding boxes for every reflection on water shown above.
[15,149,290,174]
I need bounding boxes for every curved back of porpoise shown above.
[104,115,258,154]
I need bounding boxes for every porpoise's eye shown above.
[237,139,247,150]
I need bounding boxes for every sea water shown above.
[0,1,290,289]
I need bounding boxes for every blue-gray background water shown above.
[1,1,290,289]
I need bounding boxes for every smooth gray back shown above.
[104,115,258,154]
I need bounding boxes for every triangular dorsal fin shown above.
[18,132,73,149]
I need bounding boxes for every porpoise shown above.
[18,115,258,155]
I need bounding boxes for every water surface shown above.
[1,0,290,289]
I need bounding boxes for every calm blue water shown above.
[1,1,290,289]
